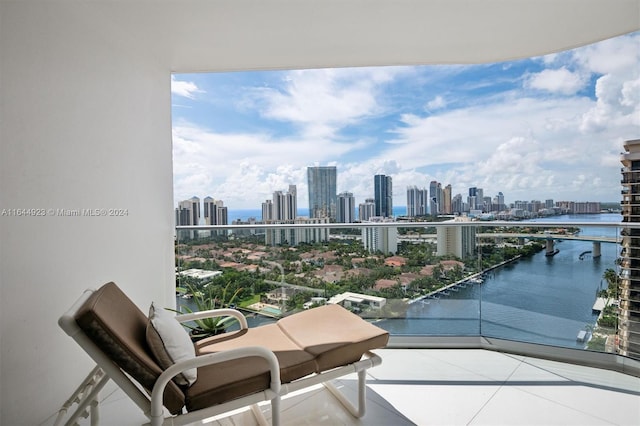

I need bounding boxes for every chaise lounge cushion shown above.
[277,304,390,372]
[189,324,318,411]
[188,305,389,411]
[74,282,186,414]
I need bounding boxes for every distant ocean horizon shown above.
[227,206,408,222]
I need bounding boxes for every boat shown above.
[576,330,591,343]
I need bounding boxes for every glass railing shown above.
[175,215,640,365]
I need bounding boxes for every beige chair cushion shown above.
[74,282,186,415]
[277,304,390,372]
[188,305,389,412]
[189,325,318,411]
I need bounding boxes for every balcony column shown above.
[593,242,602,258]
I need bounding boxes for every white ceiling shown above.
[71,0,640,73]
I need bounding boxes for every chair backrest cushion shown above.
[74,282,186,414]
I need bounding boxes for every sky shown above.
[172,32,639,211]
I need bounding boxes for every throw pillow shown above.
[146,303,197,386]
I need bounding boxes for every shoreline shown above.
[409,255,523,304]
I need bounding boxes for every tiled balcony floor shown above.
[78,349,640,425]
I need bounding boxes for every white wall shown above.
[0,3,174,424]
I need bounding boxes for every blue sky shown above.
[172,32,639,210]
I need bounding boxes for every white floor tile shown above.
[369,383,500,426]
[470,385,616,426]
[61,349,639,426]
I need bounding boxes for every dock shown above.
[592,297,608,313]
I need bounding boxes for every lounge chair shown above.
[57,282,389,425]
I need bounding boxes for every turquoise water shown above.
[261,306,283,316]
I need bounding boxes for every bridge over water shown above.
[476,233,620,257]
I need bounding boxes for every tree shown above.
[602,268,619,299]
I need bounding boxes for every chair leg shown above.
[250,403,269,426]
[54,366,109,426]
[323,369,367,418]
[271,396,281,426]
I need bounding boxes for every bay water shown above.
[379,213,621,349]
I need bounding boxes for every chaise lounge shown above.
[57,282,389,425]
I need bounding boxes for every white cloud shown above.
[172,33,639,209]
[525,67,586,95]
[248,68,406,139]
[171,75,203,99]
[426,95,447,111]
[573,33,640,75]
[172,123,368,207]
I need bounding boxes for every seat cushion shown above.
[187,325,317,411]
[277,304,389,372]
[74,282,186,414]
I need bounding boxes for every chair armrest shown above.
[149,346,281,422]
[176,308,248,329]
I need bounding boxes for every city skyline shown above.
[172,32,639,209]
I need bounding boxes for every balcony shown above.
[66,218,622,425]
[87,348,640,425]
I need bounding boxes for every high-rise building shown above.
[337,192,356,223]
[443,184,452,214]
[265,217,330,246]
[358,198,376,222]
[452,194,463,214]
[436,217,477,258]
[203,196,215,225]
[214,200,228,226]
[429,181,439,215]
[406,186,428,217]
[261,199,273,221]
[272,185,297,221]
[468,187,477,211]
[307,166,337,220]
[619,139,640,359]
[467,187,484,211]
[203,197,228,225]
[175,196,200,239]
[197,196,228,237]
[175,196,200,226]
[496,192,506,211]
[362,217,398,254]
[374,174,393,218]
[483,197,492,212]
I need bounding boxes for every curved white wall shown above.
[0,3,174,424]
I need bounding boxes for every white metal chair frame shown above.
[57,289,382,426]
